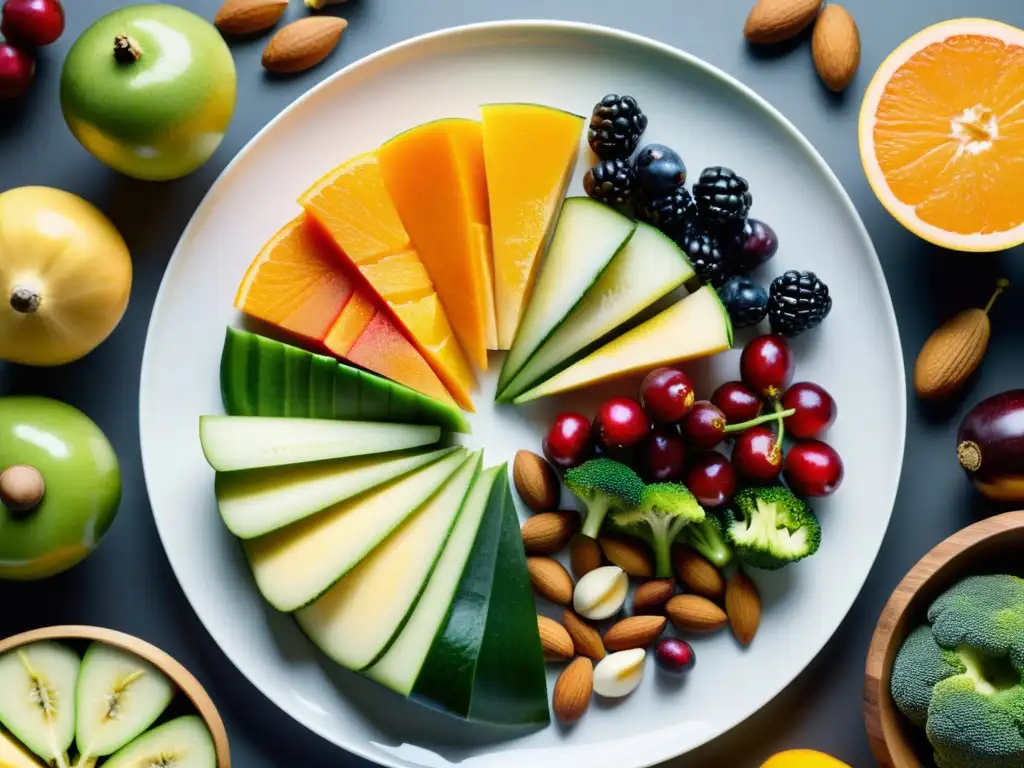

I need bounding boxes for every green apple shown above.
[0,397,122,580]
[60,4,237,181]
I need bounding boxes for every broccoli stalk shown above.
[564,458,645,540]
[610,483,705,577]
[890,574,1024,768]
[722,486,821,570]
[677,514,733,568]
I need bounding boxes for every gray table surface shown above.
[2,1,1023,765]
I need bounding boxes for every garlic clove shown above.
[573,565,628,620]
[593,648,646,698]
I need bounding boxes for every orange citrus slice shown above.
[859,19,1024,251]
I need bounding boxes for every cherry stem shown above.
[772,399,787,461]
[983,279,1010,314]
[722,407,795,433]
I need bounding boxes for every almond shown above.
[666,594,728,634]
[262,17,347,74]
[632,578,675,615]
[598,535,654,578]
[915,280,1007,400]
[569,534,603,578]
[725,570,762,647]
[811,4,860,92]
[215,0,287,36]
[744,0,821,44]
[513,450,560,512]
[527,557,574,606]
[562,609,605,661]
[603,615,666,652]
[521,512,578,555]
[672,547,725,601]
[537,615,574,661]
[552,657,593,724]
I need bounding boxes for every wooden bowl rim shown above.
[863,510,1024,767]
[0,625,231,767]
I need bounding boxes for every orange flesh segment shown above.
[323,290,376,357]
[481,104,583,349]
[873,33,1024,235]
[300,152,477,411]
[378,120,493,370]
[234,216,354,344]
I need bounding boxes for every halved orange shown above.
[859,19,1024,252]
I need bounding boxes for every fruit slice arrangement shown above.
[0,640,215,768]
[201,331,549,725]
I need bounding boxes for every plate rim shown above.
[139,19,908,768]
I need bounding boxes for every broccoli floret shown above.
[889,574,1024,768]
[676,513,733,568]
[564,458,645,539]
[891,625,967,728]
[722,486,821,570]
[928,575,1024,671]
[610,483,705,577]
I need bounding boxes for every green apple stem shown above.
[113,35,144,63]
[0,465,45,512]
[9,285,40,313]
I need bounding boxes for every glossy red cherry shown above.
[1,0,64,47]
[740,334,794,399]
[732,426,783,482]
[543,412,592,469]
[712,381,762,424]
[680,401,726,449]
[640,367,695,423]
[685,452,736,508]
[595,397,650,450]
[645,428,687,482]
[784,440,844,497]
[655,637,695,673]
[0,42,33,99]
[782,382,836,439]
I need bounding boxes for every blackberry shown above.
[693,167,752,227]
[767,270,832,337]
[637,187,697,233]
[584,159,637,207]
[718,276,768,329]
[588,94,648,160]
[677,226,728,287]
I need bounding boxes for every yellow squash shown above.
[0,187,132,366]
[761,750,850,768]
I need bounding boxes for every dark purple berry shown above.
[724,219,778,273]
[635,144,687,192]
[655,637,696,673]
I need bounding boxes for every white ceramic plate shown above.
[140,21,906,768]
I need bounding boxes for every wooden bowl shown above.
[0,625,230,767]
[864,510,1024,768]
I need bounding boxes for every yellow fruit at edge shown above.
[761,749,851,768]
[0,187,132,366]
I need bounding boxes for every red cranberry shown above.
[1,0,64,47]
[595,397,650,450]
[740,335,793,399]
[685,452,737,508]
[680,401,726,449]
[0,43,33,99]
[640,367,695,423]
[782,382,836,439]
[543,412,592,469]
[645,428,687,482]
[655,637,695,673]
[732,426,783,482]
[712,381,762,425]
[784,440,844,497]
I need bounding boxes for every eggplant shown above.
[957,389,1024,502]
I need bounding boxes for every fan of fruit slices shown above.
[199,93,839,728]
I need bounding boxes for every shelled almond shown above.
[666,594,728,634]
[725,570,762,646]
[632,578,675,615]
[526,557,574,605]
[569,534,603,577]
[521,512,578,554]
[603,615,666,651]
[552,657,593,723]
[598,535,654,578]
[262,16,347,74]
[537,615,575,661]
[673,547,725,601]
[562,609,606,660]
[513,450,560,512]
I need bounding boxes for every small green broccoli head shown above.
[926,646,1024,768]
[564,458,645,539]
[610,483,705,577]
[928,575,1024,672]
[891,625,967,729]
[723,486,821,570]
